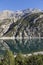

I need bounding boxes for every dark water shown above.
[0,39,43,55]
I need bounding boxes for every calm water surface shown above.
[0,39,43,55]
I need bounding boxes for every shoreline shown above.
[14,51,43,57]
[0,37,43,40]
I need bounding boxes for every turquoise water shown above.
[0,39,43,55]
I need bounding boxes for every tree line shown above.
[0,50,43,65]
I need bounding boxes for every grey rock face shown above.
[0,9,43,37]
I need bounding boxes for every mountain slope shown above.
[0,9,43,37]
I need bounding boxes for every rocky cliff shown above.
[0,9,43,37]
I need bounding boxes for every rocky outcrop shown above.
[0,9,43,37]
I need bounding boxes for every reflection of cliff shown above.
[0,39,43,54]
[0,40,10,55]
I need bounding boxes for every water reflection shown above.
[0,39,43,55]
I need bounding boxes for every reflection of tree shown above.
[1,39,42,54]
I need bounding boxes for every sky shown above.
[0,0,43,11]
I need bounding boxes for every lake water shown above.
[0,39,43,55]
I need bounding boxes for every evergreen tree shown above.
[1,50,15,65]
